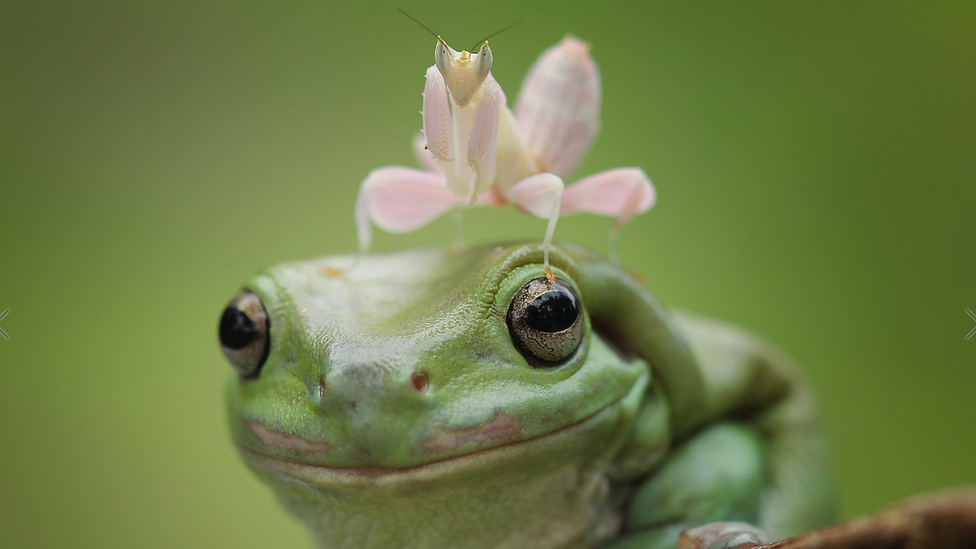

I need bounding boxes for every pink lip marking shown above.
[420,409,522,454]
[248,421,333,454]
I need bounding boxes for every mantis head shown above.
[434,38,492,108]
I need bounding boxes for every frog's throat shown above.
[237,393,629,488]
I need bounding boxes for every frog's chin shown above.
[236,398,623,489]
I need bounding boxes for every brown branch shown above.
[760,487,976,549]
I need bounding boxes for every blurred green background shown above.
[2,1,974,547]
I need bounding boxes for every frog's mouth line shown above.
[236,397,624,485]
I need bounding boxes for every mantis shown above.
[355,25,656,269]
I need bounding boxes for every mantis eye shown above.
[507,277,583,364]
[475,42,492,80]
[434,38,452,77]
[219,290,270,378]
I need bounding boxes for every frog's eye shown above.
[507,277,583,364]
[219,290,270,378]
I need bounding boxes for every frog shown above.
[220,242,834,549]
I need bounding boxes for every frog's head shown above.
[222,243,694,502]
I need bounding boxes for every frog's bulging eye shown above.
[507,277,583,364]
[219,290,270,378]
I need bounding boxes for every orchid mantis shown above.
[355,34,656,268]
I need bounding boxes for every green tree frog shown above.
[220,243,834,549]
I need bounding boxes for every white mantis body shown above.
[355,34,656,269]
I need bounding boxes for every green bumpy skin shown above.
[225,243,834,549]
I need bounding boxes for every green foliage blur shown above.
[2,1,974,547]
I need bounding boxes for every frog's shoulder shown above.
[671,312,808,384]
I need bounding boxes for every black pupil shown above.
[220,307,257,350]
[526,290,578,333]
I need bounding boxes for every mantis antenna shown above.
[397,8,519,53]
[397,8,439,39]
[468,21,521,52]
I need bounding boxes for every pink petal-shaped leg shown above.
[514,36,601,177]
[422,66,454,166]
[561,167,655,226]
[504,173,565,268]
[355,167,460,252]
[466,80,501,199]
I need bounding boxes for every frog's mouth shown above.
[236,396,625,488]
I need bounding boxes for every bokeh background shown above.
[2,1,974,547]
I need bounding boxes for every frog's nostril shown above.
[410,371,429,393]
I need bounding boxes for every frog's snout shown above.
[314,361,430,416]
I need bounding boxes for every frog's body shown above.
[223,243,833,549]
